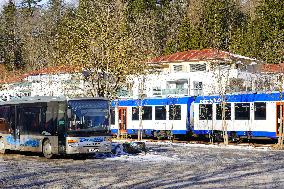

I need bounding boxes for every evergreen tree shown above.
[251,0,284,63]
[198,0,247,51]
[1,0,24,71]
[177,16,201,52]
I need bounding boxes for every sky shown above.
[0,0,77,10]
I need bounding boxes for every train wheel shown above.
[43,140,54,159]
[0,137,7,154]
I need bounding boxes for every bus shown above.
[0,96,112,158]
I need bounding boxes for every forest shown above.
[0,0,283,96]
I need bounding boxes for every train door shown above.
[118,107,127,133]
[276,102,284,136]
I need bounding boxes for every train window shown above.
[110,108,115,124]
[254,102,266,120]
[142,106,152,120]
[155,106,166,120]
[235,103,250,120]
[216,103,231,120]
[132,107,139,120]
[169,105,181,120]
[199,104,212,120]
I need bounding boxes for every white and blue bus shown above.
[0,97,112,158]
[110,97,195,138]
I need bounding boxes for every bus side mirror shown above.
[67,109,71,118]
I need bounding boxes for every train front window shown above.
[68,100,109,131]
[254,102,266,120]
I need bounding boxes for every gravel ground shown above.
[0,142,284,189]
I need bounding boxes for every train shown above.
[110,92,284,141]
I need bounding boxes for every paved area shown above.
[0,142,284,189]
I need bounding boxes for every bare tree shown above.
[57,0,155,99]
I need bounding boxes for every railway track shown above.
[112,137,276,149]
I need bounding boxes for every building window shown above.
[254,102,266,120]
[190,64,206,72]
[132,107,139,120]
[142,106,152,120]
[173,65,183,72]
[216,103,231,120]
[155,106,166,120]
[193,81,203,96]
[235,103,250,120]
[169,105,181,120]
[199,104,212,120]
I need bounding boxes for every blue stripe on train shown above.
[193,130,277,138]
[111,129,188,135]
[195,92,284,103]
[111,96,195,107]
[236,131,276,138]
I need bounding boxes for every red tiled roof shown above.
[148,49,232,63]
[0,65,80,84]
[260,63,284,73]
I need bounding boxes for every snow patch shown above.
[107,153,179,163]
[145,141,271,151]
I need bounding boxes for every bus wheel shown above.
[43,140,53,159]
[0,138,7,154]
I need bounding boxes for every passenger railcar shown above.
[194,92,284,139]
[110,97,195,138]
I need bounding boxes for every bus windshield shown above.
[68,99,109,132]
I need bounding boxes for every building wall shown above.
[0,60,277,101]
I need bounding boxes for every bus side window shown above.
[58,102,66,134]
[10,106,16,132]
[23,107,41,135]
[43,102,56,135]
[0,106,11,134]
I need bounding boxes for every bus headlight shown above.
[67,139,77,143]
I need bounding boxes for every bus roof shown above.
[68,97,109,101]
[0,96,66,105]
